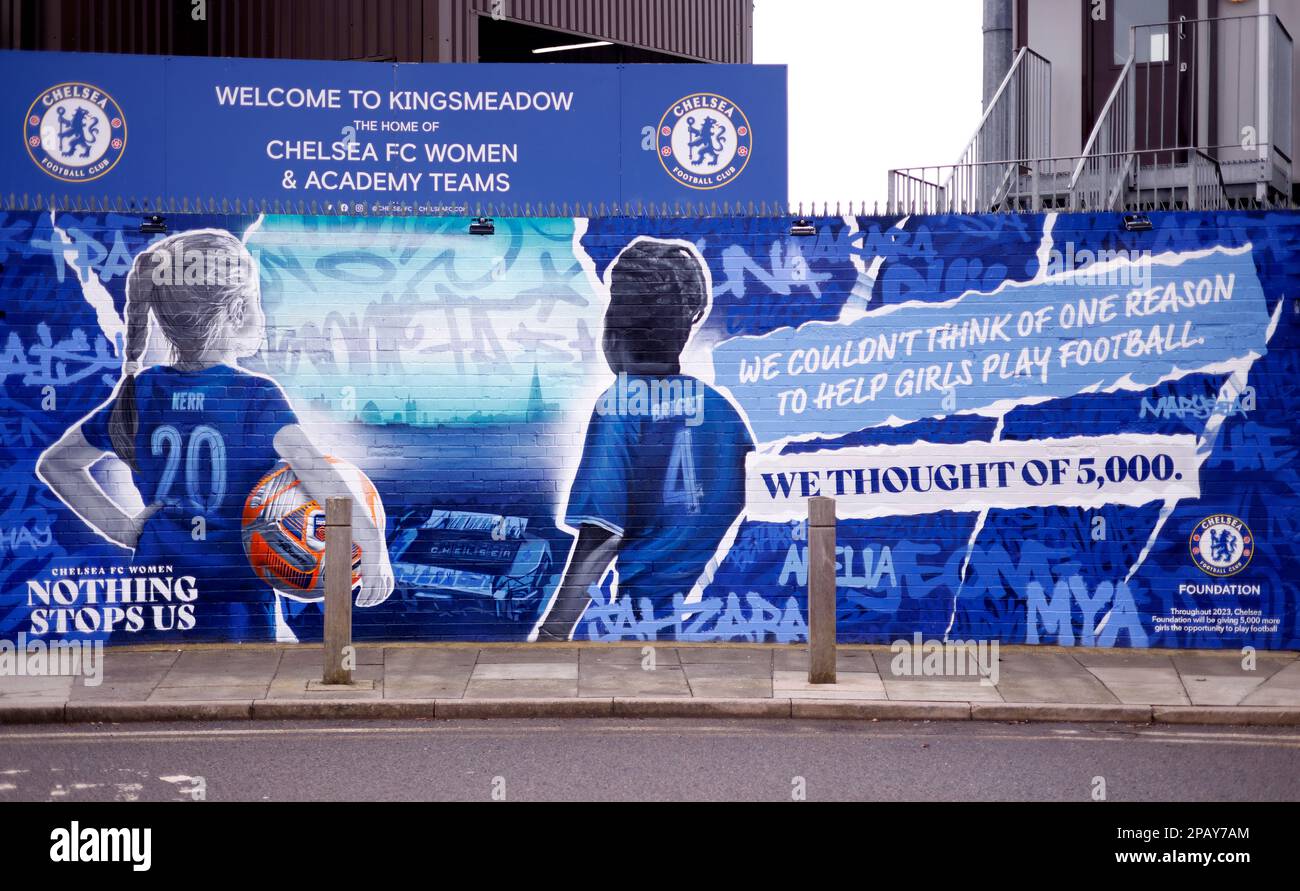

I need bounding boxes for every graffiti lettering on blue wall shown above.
[0,209,1296,648]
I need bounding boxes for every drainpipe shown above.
[1258,0,1272,201]
[983,0,1015,204]
[983,0,1014,146]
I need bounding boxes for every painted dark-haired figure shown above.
[36,229,394,642]
[534,237,755,641]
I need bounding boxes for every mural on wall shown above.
[0,208,1296,649]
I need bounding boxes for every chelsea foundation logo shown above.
[25,82,127,183]
[1189,514,1254,577]
[656,92,752,190]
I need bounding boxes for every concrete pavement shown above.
[1,643,1297,725]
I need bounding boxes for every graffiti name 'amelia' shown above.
[50,821,151,872]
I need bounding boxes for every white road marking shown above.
[0,722,1297,749]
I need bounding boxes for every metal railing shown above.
[886,159,1045,214]
[887,14,1293,214]
[888,47,1051,213]
[1068,13,1294,207]
[946,47,1052,210]
[886,148,1228,214]
[1189,149,1230,210]
[1269,15,1294,164]
[1067,56,1136,211]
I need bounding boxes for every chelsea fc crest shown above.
[1189,514,1254,577]
[25,82,127,183]
[656,92,752,190]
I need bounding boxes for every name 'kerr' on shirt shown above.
[172,392,206,411]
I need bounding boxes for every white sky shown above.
[754,0,985,208]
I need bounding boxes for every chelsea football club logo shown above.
[656,92,752,190]
[1189,514,1254,577]
[24,82,127,183]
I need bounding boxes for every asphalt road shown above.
[0,719,1296,802]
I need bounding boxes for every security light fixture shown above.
[789,218,817,237]
[532,40,613,55]
[1122,213,1152,232]
[140,214,168,234]
[469,217,496,236]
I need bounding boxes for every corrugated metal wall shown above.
[0,0,751,62]
[495,0,751,64]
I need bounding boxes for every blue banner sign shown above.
[714,247,1271,443]
[2,51,788,210]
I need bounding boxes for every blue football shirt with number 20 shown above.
[81,364,298,598]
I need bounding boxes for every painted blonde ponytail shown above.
[108,282,151,470]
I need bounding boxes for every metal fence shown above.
[2,187,1290,220]
[0,192,844,218]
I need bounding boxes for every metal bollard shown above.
[323,496,353,686]
[807,496,837,684]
